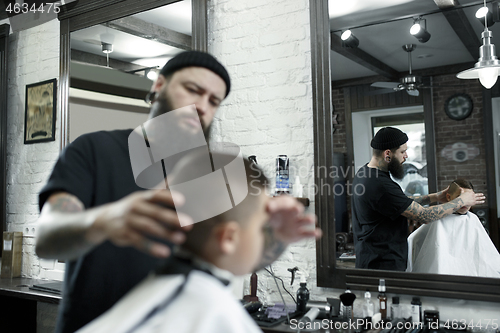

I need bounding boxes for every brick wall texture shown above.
[6,19,60,278]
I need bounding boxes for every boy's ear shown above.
[215,221,240,255]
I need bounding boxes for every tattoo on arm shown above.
[49,194,84,213]
[409,194,431,206]
[36,193,96,260]
[402,199,464,224]
[255,225,287,271]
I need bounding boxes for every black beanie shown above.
[370,127,408,150]
[160,51,231,97]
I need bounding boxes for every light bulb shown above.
[478,67,498,89]
[410,23,421,35]
[147,70,158,81]
[341,30,352,41]
[476,6,488,19]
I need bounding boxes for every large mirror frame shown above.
[57,0,207,149]
[311,0,500,302]
[0,24,9,239]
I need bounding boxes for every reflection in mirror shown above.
[326,0,500,283]
[352,106,428,196]
[68,1,192,142]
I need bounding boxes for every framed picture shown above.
[24,78,57,144]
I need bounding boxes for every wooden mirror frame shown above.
[57,0,207,149]
[310,0,500,302]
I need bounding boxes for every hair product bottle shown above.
[391,296,401,319]
[362,290,375,317]
[275,155,290,194]
[411,297,422,324]
[296,273,309,313]
[378,279,387,320]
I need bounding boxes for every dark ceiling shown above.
[328,0,499,87]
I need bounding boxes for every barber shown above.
[35,51,321,333]
[352,127,485,271]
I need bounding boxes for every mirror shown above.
[67,1,191,142]
[58,0,207,149]
[311,0,500,301]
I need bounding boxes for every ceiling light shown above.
[101,42,113,54]
[410,17,431,43]
[476,6,495,27]
[341,30,359,48]
[146,68,159,81]
[457,1,500,89]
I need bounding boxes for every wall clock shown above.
[444,93,473,121]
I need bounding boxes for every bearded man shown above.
[351,127,485,271]
[35,51,321,333]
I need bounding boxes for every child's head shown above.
[446,178,474,214]
[168,150,269,276]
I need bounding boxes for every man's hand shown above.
[458,189,486,207]
[266,195,322,245]
[36,190,193,260]
[256,195,320,270]
[92,190,192,258]
[435,186,449,204]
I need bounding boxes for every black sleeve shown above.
[38,135,96,212]
[377,185,413,220]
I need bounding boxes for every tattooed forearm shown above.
[255,225,287,270]
[402,198,464,224]
[36,215,95,260]
[36,193,96,260]
[49,194,84,213]
[410,194,431,206]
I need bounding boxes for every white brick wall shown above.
[208,0,317,306]
[6,19,61,278]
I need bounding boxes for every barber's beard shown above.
[151,90,211,139]
[388,157,405,180]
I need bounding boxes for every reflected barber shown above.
[351,127,485,271]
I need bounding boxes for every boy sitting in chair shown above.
[407,179,500,277]
[77,150,276,333]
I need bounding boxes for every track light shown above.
[146,68,159,81]
[341,30,359,48]
[476,6,495,27]
[410,17,431,43]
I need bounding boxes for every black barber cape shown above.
[39,130,164,333]
[351,164,413,271]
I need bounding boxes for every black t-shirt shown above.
[351,164,413,271]
[39,129,163,333]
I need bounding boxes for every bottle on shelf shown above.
[275,155,290,195]
[411,297,422,324]
[362,290,375,318]
[296,273,309,313]
[378,279,387,320]
[390,296,401,319]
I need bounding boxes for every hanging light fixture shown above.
[101,42,113,68]
[457,1,500,89]
[410,17,431,43]
[341,30,359,48]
